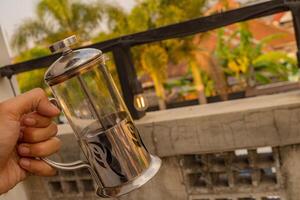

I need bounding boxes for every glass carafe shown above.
[43,36,161,198]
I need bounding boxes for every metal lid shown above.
[49,35,77,54]
[45,35,103,86]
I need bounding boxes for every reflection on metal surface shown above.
[98,155,161,198]
[82,112,152,188]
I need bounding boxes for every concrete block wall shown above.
[25,135,287,200]
[182,148,285,200]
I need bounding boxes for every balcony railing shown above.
[0,0,299,119]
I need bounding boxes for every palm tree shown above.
[97,0,209,108]
[11,0,106,51]
[189,0,240,102]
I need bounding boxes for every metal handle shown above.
[42,157,91,171]
[44,98,107,196]
[49,98,61,111]
[42,156,107,197]
[43,98,91,170]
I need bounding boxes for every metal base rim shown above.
[96,155,162,198]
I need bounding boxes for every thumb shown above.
[3,88,60,120]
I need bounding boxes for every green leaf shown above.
[255,73,271,84]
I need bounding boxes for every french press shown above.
[42,36,161,198]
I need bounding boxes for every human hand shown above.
[0,88,61,194]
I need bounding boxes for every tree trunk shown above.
[193,36,229,101]
[152,76,166,110]
[190,60,207,104]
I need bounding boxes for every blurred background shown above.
[1,1,300,200]
[0,0,297,111]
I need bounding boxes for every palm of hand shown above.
[0,119,27,193]
[0,151,27,193]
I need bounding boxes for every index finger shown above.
[3,88,60,120]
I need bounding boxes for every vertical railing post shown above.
[0,27,19,100]
[286,0,300,68]
[112,45,146,119]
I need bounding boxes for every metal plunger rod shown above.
[99,64,122,111]
[77,76,106,129]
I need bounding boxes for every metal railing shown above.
[0,0,299,119]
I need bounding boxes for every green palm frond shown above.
[71,2,103,35]
[37,0,72,30]
[11,19,51,51]
[11,0,105,51]
[141,45,168,82]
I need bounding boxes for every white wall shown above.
[0,26,28,200]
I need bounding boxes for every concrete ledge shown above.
[58,91,300,157]
[136,91,300,124]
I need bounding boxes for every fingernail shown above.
[50,102,60,113]
[18,131,24,141]
[18,145,30,155]
[20,158,30,167]
[24,118,36,126]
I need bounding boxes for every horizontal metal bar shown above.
[0,54,61,77]
[117,0,288,45]
[90,0,288,47]
[0,0,289,77]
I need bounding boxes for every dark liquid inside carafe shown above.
[83,111,129,137]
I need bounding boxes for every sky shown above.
[0,0,265,41]
[0,0,135,48]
